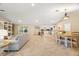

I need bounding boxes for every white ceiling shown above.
[0,3,79,26]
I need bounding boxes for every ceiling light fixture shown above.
[64,9,69,20]
[18,20,22,23]
[32,3,35,7]
[35,19,39,23]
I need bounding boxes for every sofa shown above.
[4,33,29,51]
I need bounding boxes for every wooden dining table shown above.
[57,31,72,48]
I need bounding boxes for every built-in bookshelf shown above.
[0,20,14,40]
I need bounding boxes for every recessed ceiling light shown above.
[18,20,22,23]
[35,19,39,23]
[32,3,35,7]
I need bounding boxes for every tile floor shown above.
[4,34,79,56]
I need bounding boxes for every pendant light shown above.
[64,9,69,20]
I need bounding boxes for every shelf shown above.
[0,20,14,40]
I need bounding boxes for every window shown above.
[64,22,71,31]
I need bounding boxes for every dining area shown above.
[56,31,79,48]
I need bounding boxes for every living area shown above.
[0,3,79,56]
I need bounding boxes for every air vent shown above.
[0,10,5,12]
[56,10,59,12]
